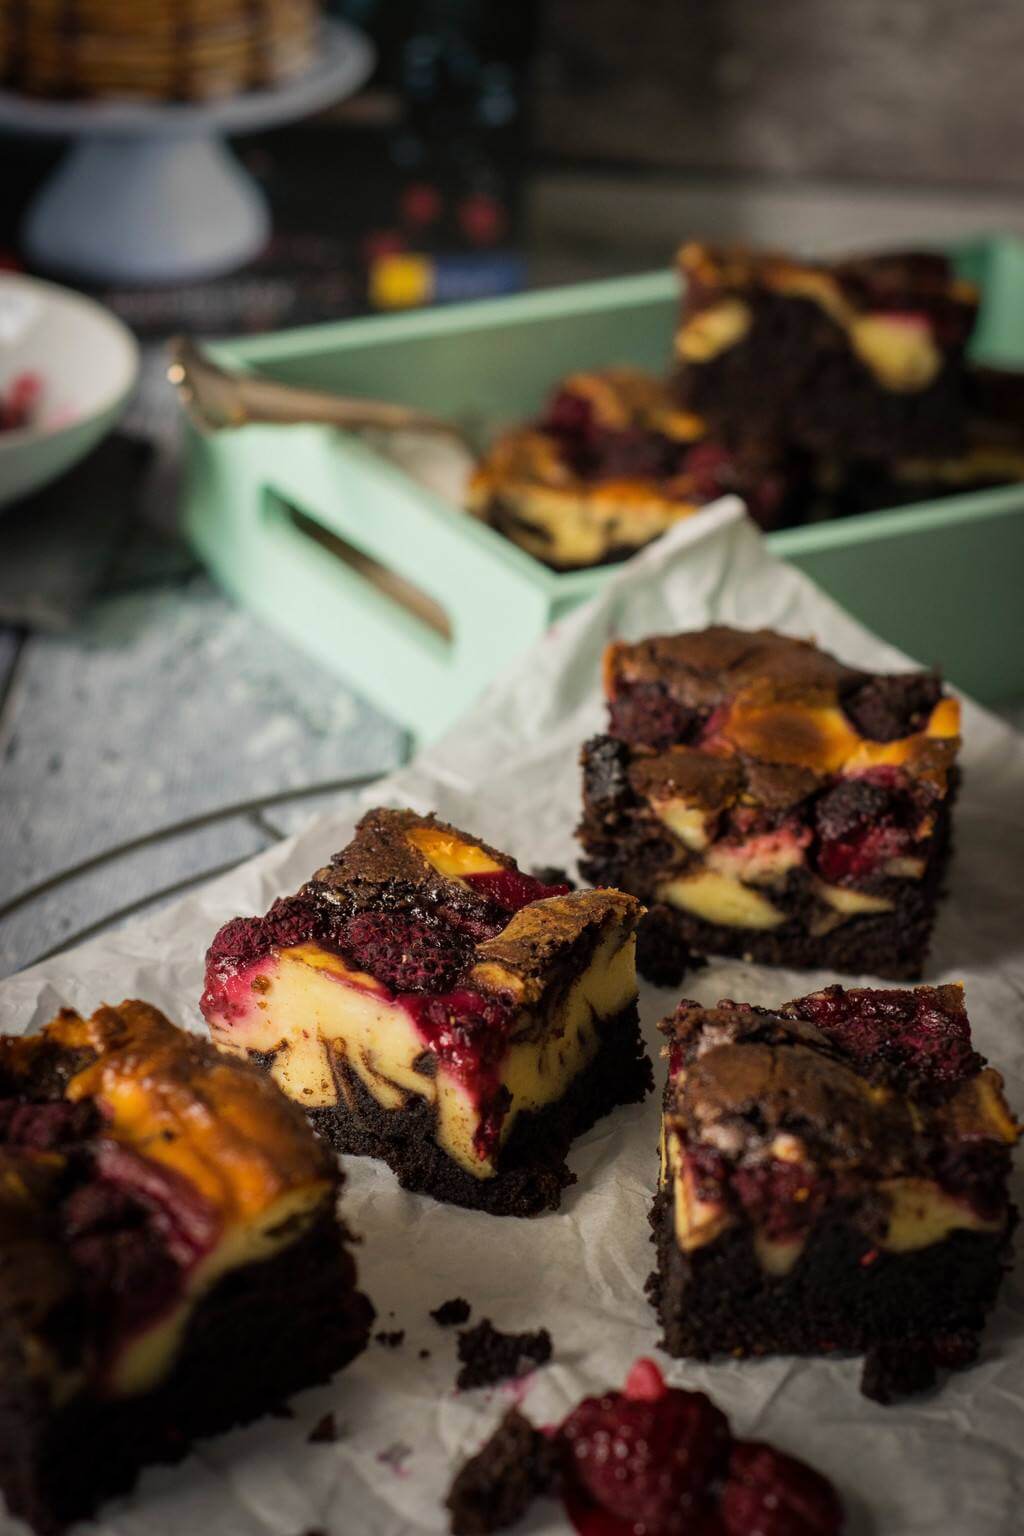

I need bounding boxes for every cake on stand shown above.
[0,19,374,286]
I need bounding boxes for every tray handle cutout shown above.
[264,488,453,645]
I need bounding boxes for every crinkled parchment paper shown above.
[2,502,1022,1536]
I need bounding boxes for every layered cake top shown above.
[660,985,1018,1265]
[203,809,642,1179]
[677,243,979,390]
[0,0,321,101]
[1,1000,339,1399]
[468,369,789,568]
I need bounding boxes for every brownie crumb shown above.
[636,904,700,989]
[446,1408,560,1535]
[861,1339,938,1403]
[861,1332,979,1404]
[530,865,575,891]
[432,1297,472,1327]
[456,1319,553,1391]
[308,1413,338,1445]
[420,1348,432,1360]
[375,1330,405,1348]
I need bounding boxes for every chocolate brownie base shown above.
[648,1190,1015,1401]
[582,772,956,983]
[0,1212,374,1536]
[675,307,969,461]
[310,1001,652,1216]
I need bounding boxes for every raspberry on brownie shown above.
[649,985,1019,1402]
[578,626,961,980]
[446,1356,844,1534]
[202,808,651,1216]
[675,243,979,460]
[467,367,805,571]
[0,1000,373,1536]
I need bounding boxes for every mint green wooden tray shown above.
[184,236,1024,739]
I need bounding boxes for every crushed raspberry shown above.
[91,1140,222,1270]
[560,1380,730,1534]
[731,1159,833,1242]
[623,1358,668,1402]
[463,868,570,912]
[788,985,982,1089]
[544,387,595,442]
[813,772,920,884]
[816,823,911,884]
[687,1145,730,1203]
[448,1359,844,1536]
[0,1097,98,1150]
[403,989,516,1158]
[0,370,42,432]
[62,1177,183,1341]
[338,912,468,993]
[541,388,684,483]
[721,1441,843,1536]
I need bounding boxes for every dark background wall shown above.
[537,0,1024,189]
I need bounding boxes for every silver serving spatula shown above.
[167,335,473,446]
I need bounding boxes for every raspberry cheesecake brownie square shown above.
[649,984,1019,1402]
[0,1000,373,1536]
[674,243,979,460]
[578,626,961,980]
[202,808,651,1215]
[467,366,805,570]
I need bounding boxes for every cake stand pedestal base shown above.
[0,18,373,287]
[24,135,270,287]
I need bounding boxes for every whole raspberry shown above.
[339,913,467,994]
[560,1381,730,1532]
[721,1442,843,1536]
[205,915,269,972]
[263,895,321,950]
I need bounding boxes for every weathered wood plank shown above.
[0,578,403,974]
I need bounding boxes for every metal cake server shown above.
[167,335,474,446]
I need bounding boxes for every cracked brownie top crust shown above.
[581,628,960,971]
[660,985,1018,1272]
[0,1000,359,1403]
[468,367,800,570]
[203,808,644,1189]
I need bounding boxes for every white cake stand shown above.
[0,19,374,286]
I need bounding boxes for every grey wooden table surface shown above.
[0,568,408,978]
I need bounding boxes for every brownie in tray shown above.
[468,366,807,570]
[674,242,980,461]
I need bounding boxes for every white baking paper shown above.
[2,502,1023,1536]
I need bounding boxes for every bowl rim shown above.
[0,269,140,449]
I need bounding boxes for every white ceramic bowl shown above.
[0,271,139,510]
